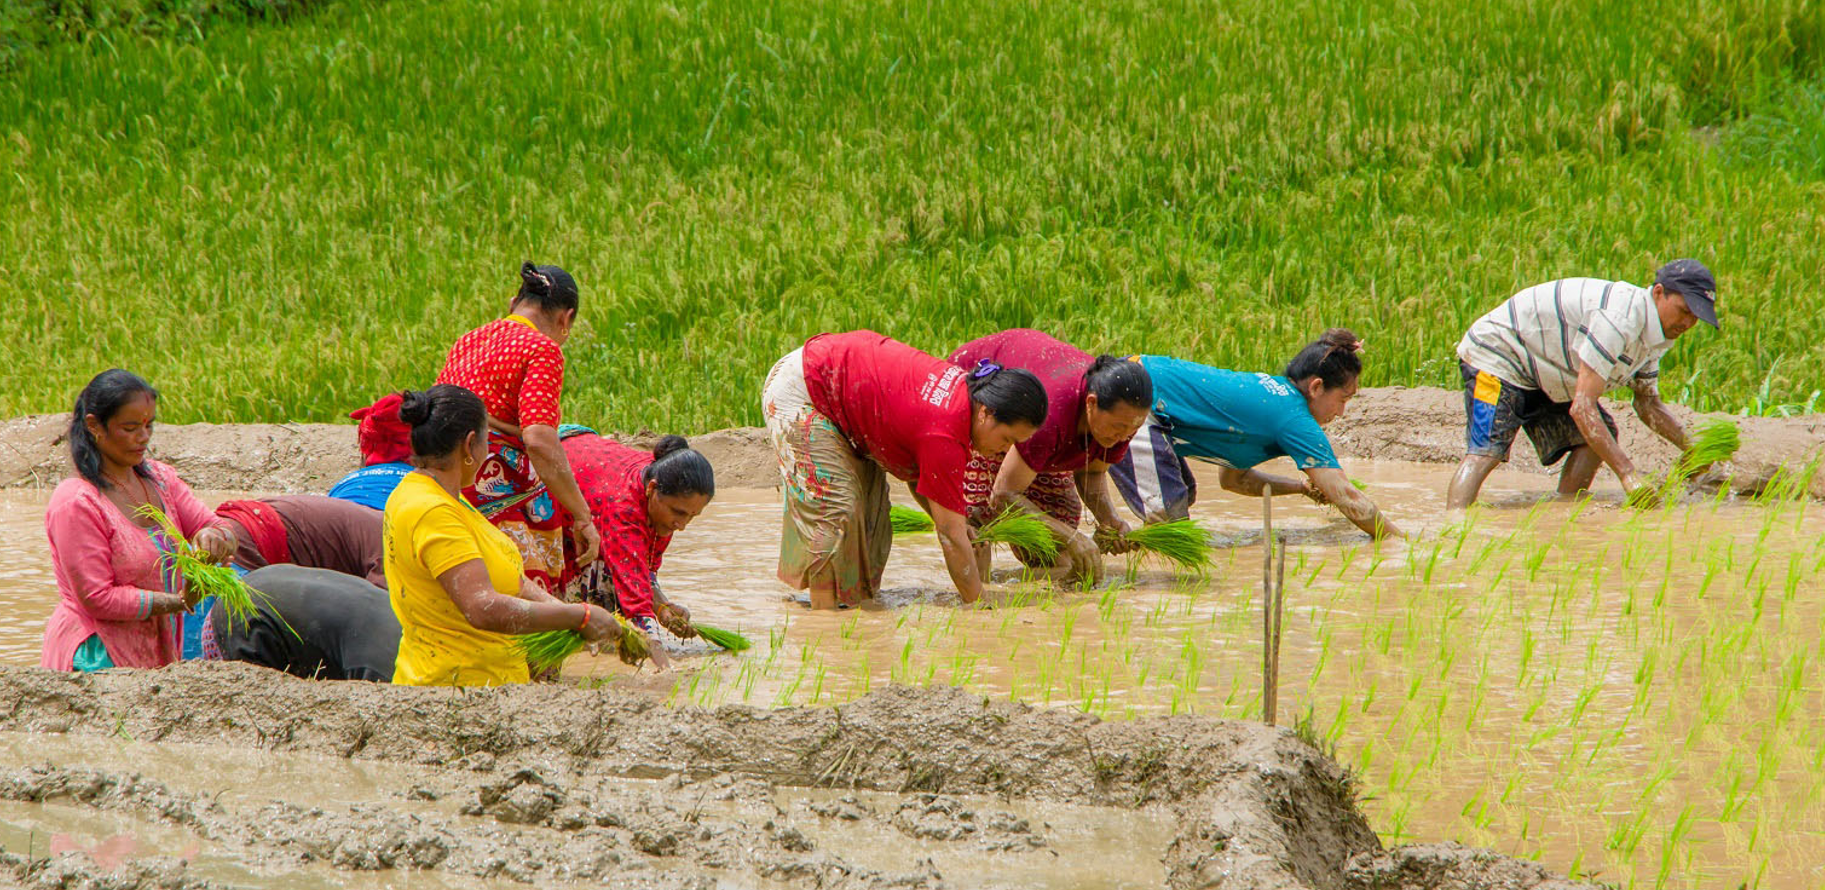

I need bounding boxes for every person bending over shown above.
[1111,330,1400,539]
[1447,260,1720,508]
[761,331,1047,608]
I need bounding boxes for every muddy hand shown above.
[658,602,695,638]
[195,527,237,564]
[579,606,619,652]
[1094,521,1138,555]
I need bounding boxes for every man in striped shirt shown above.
[1446,259,1720,508]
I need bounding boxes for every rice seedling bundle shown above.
[890,504,935,534]
[693,623,753,652]
[1675,419,1741,479]
[515,612,666,672]
[614,613,652,664]
[1123,519,1214,574]
[133,503,261,628]
[513,629,586,673]
[1630,419,1742,508]
[975,506,1059,562]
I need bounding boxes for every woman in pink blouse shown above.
[41,370,236,671]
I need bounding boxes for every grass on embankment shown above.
[3,0,1824,430]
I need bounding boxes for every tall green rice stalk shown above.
[975,506,1059,563]
[1124,519,1215,575]
[890,504,935,534]
[694,623,753,652]
[133,503,262,630]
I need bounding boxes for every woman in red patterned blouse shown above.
[434,262,600,595]
[557,430,714,640]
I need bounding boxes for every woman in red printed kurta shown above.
[557,430,715,640]
[435,262,599,594]
[760,331,1050,609]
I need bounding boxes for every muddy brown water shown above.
[2,459,1822,888]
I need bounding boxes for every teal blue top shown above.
[1137,356,1341,471]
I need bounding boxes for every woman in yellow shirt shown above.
[382,384,625,686]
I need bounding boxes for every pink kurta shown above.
[40,461,226,671]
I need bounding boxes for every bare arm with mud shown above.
[1629,377,1690,453]
[438,560,618,643]
[987,448,1101,583]
[1570,362,1644,494]
[1305,468,1401,539]
[1077,462,1138,554]
[1218,466,1313,499]
[521,424,601,565]
[924,500,987,605]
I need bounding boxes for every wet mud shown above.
[3,387,1819,497]
[0,662,1594,889]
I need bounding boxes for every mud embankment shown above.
[0,662,1593,890]
[4,388,1818,497]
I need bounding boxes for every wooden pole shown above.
[1262,492,1275,725]
[1271,530,1286,726]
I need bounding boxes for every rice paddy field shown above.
[4,0,1825,429]
[7,1,1825,888]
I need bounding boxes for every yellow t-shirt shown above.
[382,471,531,686]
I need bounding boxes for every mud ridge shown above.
[0,662,1595,889]
[4,388,1818,497]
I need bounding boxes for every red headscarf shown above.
[350,393,414,466]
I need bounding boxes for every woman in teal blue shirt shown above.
[1110,329,1401,539]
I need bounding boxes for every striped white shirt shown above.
[1456,278,1669,403]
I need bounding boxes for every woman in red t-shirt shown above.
[556,430,714,642]
[948,330,1153,585]
[434,262,600,595]
[761,330,1049,609]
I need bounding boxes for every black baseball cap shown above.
[1655,259,1718,328]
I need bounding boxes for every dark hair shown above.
[1083,355,1152,410]
[1284,328,1364,390]
[69,369,159,488]
[514,261,580,313]
[643,435,715,497]
[964,361,1049,427]
[398,384,487,461]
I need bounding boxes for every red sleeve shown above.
[517,342,565,428]
[914,434,973,516]
[600,501,658,618]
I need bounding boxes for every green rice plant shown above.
[1630,419,1742,508]
[132,503,263,630]
[1123,519,1214,575]
[513,629,587,674]
[516,612,658,672]
[890,504,935,534]
[693,623,753,652]
[974,506,1058,563]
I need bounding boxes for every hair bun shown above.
[519,261,551,297]
[397,390,433,426]
[1320,328,1362,351]
[652,434,690,460]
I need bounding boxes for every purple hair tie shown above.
[972,359,1002,378]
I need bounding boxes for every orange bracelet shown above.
[578,605,591,632]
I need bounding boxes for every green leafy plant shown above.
[890,504,935,534]
[1123,519,1214,574]
[132,503,262,629]
[974,506,1058,562]
[693,623,753,652]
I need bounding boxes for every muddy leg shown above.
[1445,454,1503,510]
[1556,445,1602,497]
